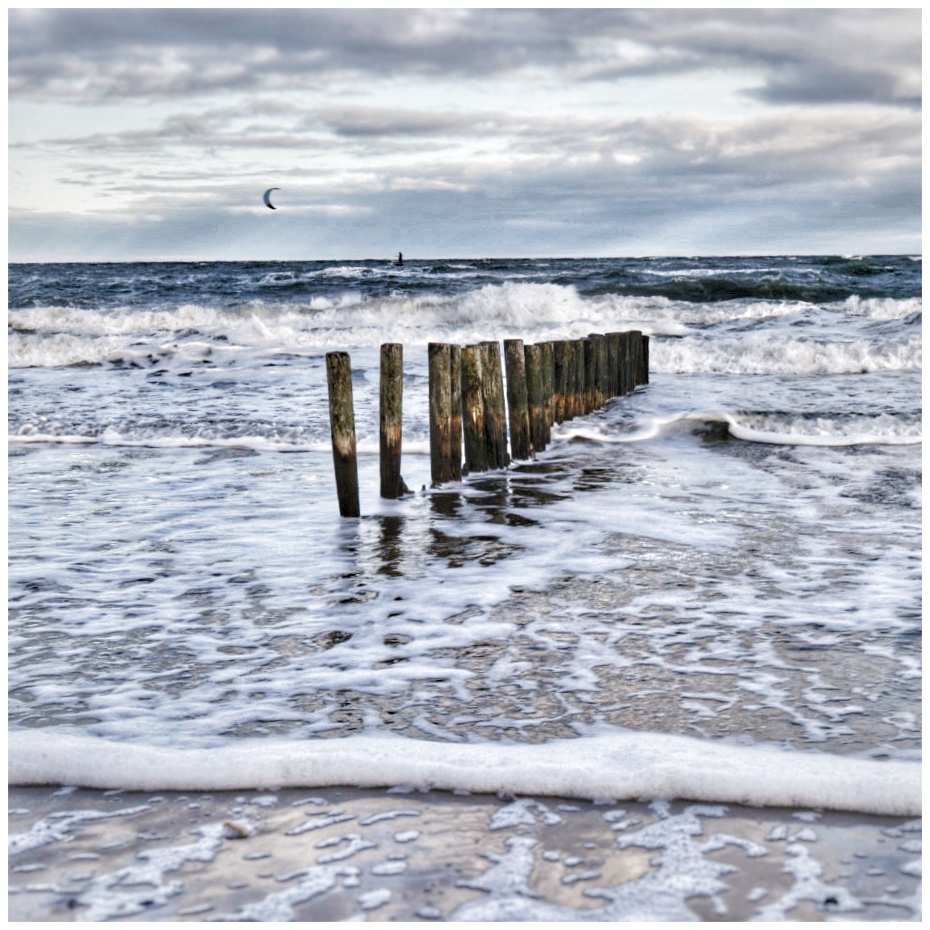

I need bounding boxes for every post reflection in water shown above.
[375,514,406,578]
[327,457,596,597]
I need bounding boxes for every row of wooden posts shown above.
[326,332,649,517]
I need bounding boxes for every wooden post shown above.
[573,338,586,418]
[553,340,569,425]
[561,340,574,420]
[584,337,598,412]
[504,338,532,460]
[450,344,463,480]
[626,331,637,394]
[618,331,630,395]
[618,333,630,395]
[640,334,650,385]
[541,341,554,445]
[380,343,405,498]
[596,334,609,405]
[461,344,488,474]
[589,333,600,407]
[561,340,572,420]
[326,351,360,518]
[606,332,621,399]
[481,341,509,470]
[524,343,546,453]
[428,343,452,486]
[626,330,643,387]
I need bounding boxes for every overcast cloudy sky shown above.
[8,7,922,262]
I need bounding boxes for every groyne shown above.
[327,332,649,516]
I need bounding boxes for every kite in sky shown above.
[263,188,280,210]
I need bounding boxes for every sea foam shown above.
[554,410,922,447]
[651,334,921,376]
[8,729,920,817]
[9,286,920,372]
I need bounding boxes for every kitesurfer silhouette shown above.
[394,252,404,267]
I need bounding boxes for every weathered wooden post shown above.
[626,330,643,387]
[622,332,633,391]
[619,331,632,395]
[640,334,650,385]
[450,344,463,480]
[428,343,453,486]
[606,332,621,399]
[561,340,574,420]
[481,341,509,470]
[620,331,631,395]
[553,340,569,424]
[573,338,586,418]
[461,344,488,474]
[504,338,532,461]
[561,340,573,420]
[380,343,405,498]
[524,343,546,453]
[326,351,360,518]
[628,331,639,394]
[595,333,609,405]
[587,333,600,406]
[541,341,554,445]
[583,337,598,413]
[626,330,639,394]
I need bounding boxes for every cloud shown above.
[7,9,561,101]
[749,62,918,107]
[11,93,919,232]
[11,144,919,262]
[8,9,920,260]
[11,101,919,260]
[315,108,478,138]
[19,88,919,166]
[567,9,921,107]
[9,8,920,108]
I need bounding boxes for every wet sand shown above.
[7,552,922,922]
[9,783,921,921]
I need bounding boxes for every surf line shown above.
[8,730,920,817]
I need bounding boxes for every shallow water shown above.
[7,255,921,811]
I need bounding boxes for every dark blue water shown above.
[9,254,921,313]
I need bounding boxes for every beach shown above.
[8,782,922,922]
[8,567,922,921]
[8,255,922,920]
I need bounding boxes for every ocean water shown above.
[7,255,922,816]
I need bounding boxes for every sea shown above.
[8,255,922,818]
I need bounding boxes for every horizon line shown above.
[9,252,922,265]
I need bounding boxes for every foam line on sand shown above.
[8,730,921,817]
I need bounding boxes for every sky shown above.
[7,6,922,262]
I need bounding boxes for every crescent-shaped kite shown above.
[263,188,280,210]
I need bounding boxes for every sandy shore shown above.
[8,783,921,921]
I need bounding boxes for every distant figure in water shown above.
[394,252,404,267]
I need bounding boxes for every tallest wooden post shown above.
[326,351,361,517]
